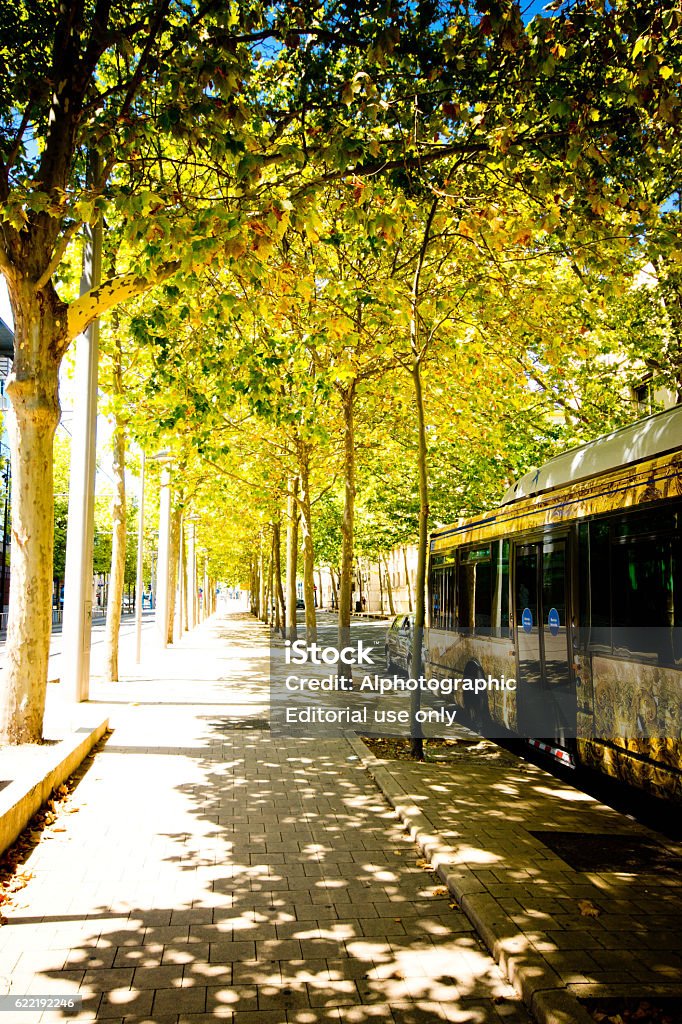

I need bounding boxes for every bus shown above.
[426,405,682,803]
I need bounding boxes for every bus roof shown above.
[500,405,682,506]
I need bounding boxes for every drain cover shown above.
[530,831,682,876]
[209,718,270,732]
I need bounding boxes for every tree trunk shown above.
[297,444,318,643]
[410,355,429,758]
[273,520,286,638]
[285,475,299,641]
[259,532,267,623]
[182,522,188,631]
[103,338,126,682]
[0,282,64,743]
[186,522,196,628]
[408,197,438,761]
[251,557,260,618]
[382,554,396,616]
[267,529,275,626]
[403,546,414,613]
[338,382,356,683]
[166,504,181,645]
[378,560,384,614]
[317,569,324,610]
[329,567,338,611]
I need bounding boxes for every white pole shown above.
[134,451,145,664]
[155,466,171,648]
[62,187,102,703]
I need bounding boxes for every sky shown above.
[0,277,11,329]
[0,274,142,500]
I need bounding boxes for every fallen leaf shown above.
[577,899,601,918]
[432,887,449,896]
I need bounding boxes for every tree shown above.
[1,0,481,739]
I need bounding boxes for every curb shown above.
[0,718,109,857]
[346,733,595,1024]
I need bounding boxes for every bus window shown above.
[581,504,681,664]
[586,520,611,649]
[474,559,492,630]
[611,531,680,663]
[457,558,474,631]
[491,539,510,638]
[457,545,495,635]
[515,544,538,630]
[430,559,455,630]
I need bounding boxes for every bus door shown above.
[514,536,575,747]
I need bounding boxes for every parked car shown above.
[384,614,427,674]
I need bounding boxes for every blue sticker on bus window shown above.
[548,607,560,636]
[521,607,533,633]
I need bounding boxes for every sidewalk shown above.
[0,613,531,1024]
[349,726,682,1021]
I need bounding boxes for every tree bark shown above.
[273,521,286,638]
[408,196,438,761]
[297,443,318,643]
[285,475,299,641]
[329,566,339,611]
[403,546,414,613]
[410,354,429,759]
[382,554,396,616]
[103,338,126,682]
[0,282,64,743]
[338,382,356,683]
[259,532,267,624]
[267,529,275,626]
[251,557,260,618]
[166,504,181,645]
[377,560,384,614]
[181,521,189,631]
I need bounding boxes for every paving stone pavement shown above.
[0,613,533,1024]
[351,712,682,1016]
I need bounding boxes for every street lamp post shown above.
[62,180,103,704]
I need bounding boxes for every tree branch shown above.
[65,260,180,349]
[34,220,84,291]
[3,104,32,182]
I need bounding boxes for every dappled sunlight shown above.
[7,616,535,1022]
[451,845,501,866]
[532,784,595,802]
